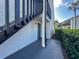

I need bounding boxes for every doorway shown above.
[37,23,41,40]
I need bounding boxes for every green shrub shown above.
[55,29,79,59]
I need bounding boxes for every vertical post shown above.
[15,0,20,28]
[25,0,29,22]
[29,0,31,20]
[30,0,32,19]
[5,0,9,34]
[22,0,25,22]
[71,19,73,29]
[26,0,30,20]
[26,0,29,19]
[33,0,35,18]
[42,0,46,47]
[74,8,76,29]
[32,0,34,18]
[26,0,27,17]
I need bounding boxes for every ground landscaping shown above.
[55,29,79,59]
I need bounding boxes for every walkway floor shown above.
[6,39,64,59]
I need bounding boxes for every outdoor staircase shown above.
[0,13,41,44]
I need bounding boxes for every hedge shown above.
[55,29,79,59]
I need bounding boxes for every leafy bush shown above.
[55,29,79,59]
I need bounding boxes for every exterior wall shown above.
[71,16,79,29]
[71,18,75,29]
[0,0,54,58]
[62,25,70,29]
[76,17,79,29]
[46,21,53,39]
[46,15,54,39]
[0,16,54,59]
[71,18,73,29]
[46,0,55,39]
[0,20,39,59]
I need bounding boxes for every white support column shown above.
[15,0,20,27]
[22,0,25,22]
[5,0,9,34]
[42,0,46,47]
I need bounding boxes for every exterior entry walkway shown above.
[6,39,64,59]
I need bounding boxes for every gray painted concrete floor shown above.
[6,39,64,59]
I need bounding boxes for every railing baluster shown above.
[5,0,9,35]
[22,0,25,22]
[14,0,20,29]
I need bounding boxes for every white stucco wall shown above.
[71,16,79,29]
[0,20,38,59]
[46,21,53,39]
[46,0,54,39]
[76,17,79,29]
[0,0,55,57]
